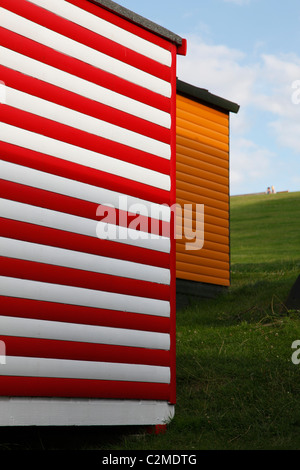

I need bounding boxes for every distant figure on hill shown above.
[271,185,276,194]
[266,187,271,194]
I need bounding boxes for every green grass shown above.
[1,191,299,450]
[230,191,300,264]
[110,190,300,451]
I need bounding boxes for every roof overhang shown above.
[177,79,240,114]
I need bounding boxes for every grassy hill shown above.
[1,191,299,450]
[133,190,300,450]
[172,191,300,450]
[231,191,300,264]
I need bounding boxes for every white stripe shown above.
[0,9,171,98]
[0,399,175,426]
[0,122,171,191]
[28,0,172,67]
[0,199,171,253]
[0,316,170,350]
[0,356,170,383]
[0,160,171,222]
[0,81,6,104]
[0,237,170,285]
[0,276,170,317]
[4,86,170,159]
[0,46,171,128]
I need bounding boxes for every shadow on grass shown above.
[177,260,300,328]
[174,327,300,450]
[0,425,150,450]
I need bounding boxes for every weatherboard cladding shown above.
[176,81,239,287]
[0,0,181,403]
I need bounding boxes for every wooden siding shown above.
[176,94,230,287]
[0,0,179,405]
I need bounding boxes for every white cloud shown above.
[177,36,300,126]
[269,119,300,153]
[229,137,275,193]
[177,35,300,194]
[177,34,258,107]
[256,54,300,153]
[255,54,300,117]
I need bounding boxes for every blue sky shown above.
[120,0,300,196]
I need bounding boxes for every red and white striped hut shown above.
[0,0,186,426]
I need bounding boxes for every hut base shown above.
[177,278,228,310]
[0,398,174,426]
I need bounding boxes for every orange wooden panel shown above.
[176,221,229,240]
[175,206,229,233]
[176,237,229,255]
[177,108,228,135]
[176,204,229,228]
[177,180,229,203]
[176,216,229,236]
[176,252,229,271]
[176,269,230,287]
[176,197,228,221]
[177,95,229,126]
[176,243,229,262]
[176,204,229,226]
[177,260,229,280]
[176,161,228,187]
[176,168,228,192]
[177,117,229,146]
[176,92,230,287]
[177,127,228,153]
[177,137,229,164]
[177,190,229,212]
[175,229,228,246]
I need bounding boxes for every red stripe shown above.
[2,105,170,175]
[0,296,170,333]
[66,0,174,52]
[1,0,171,82]
[0,0,175,405]
[0,27,170,113]
[0,376,170,400]
[0,65,170,144]
[0,180,170,237]
[0,257,170,300]
[0,141,171,203]
[0,336,170,367]
[169,46,177,405]
[0,218,169,269]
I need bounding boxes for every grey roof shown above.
[177,79,240,114]
[87,0,183,47]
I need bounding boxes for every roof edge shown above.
[87,0,183,47]
[177,79,240,114]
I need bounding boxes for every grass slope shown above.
[1,191,299,450]
[126,190,300,450]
